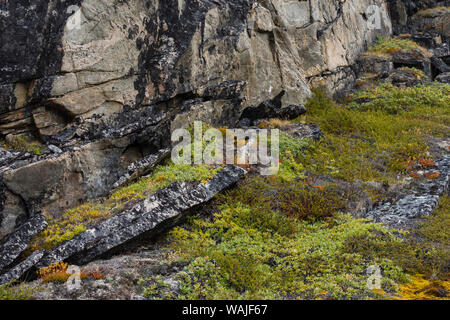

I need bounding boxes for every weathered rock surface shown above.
[0,0,393,239]
[35,165,246,268]
[0,214,47,273]
[0,250,45,285]
[112,148,171,191]
[364,155,449,228]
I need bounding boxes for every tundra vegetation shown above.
[6,79,446,300]
[4,78,447,300]
[144,82,450,300]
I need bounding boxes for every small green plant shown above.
[0,282,36,300]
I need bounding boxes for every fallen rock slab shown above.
[37,165,246,268]
[0,214,47,273]
[0,250,45,285]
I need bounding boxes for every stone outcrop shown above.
[0,214,47,273]
[0,250,45,286]
[0,0,393,239]
[0,165,245,283]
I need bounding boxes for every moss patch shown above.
[368,36,431,57]
[0,282,37,300]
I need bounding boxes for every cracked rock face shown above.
[0,214,47,273]
[0,0,392,240]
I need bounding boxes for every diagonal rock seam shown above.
[0,165,246,284]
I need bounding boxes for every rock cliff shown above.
[0,0,392,236]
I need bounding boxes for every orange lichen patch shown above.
[395,275,450,300]
[38,262,105,284]
[424,171,441,179]
[38,262,71,283]
[418,158,436,168]
[409,172,421,179]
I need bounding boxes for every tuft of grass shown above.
[417,195,450,245]
[368,36,431,57]
[258,118,292,129]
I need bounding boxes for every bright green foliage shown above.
[170,208,408,299]
[165,181,448,300]
[0,282,37,300]
[279,132,309,158]
[417,195,450,245]
[110,163,221,203]
[349,82,450,115]
[299,84,450,182]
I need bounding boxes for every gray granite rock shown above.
[0,250,45,285]
[112,148,171,191]
[0,214,47,273]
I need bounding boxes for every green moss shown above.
[0,282,37,300]
[1,136,45,156]
[368,36,431,56]
[417,195,450,245]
